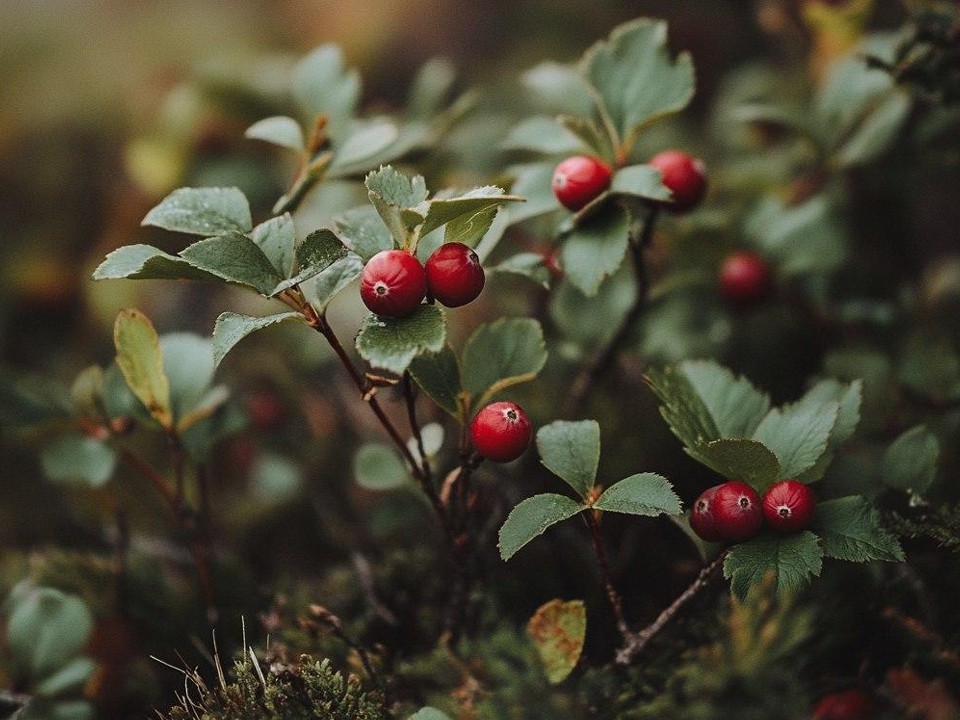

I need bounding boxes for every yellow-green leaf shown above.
[527,599,586,684]
[113,309,172,429]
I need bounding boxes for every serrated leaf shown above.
[489,252,553,290]
[179,232,283,296]
[592,473,681,516]
[251,214,296,277]
[355,305,446,375]
[113,309,172,429]
[419,186,523,238]
[499,493,585,560]
[409,345,462,417]
[723,532,823,599]
[312,254,364,310]
[610,164,672,201]
[813,496,904,562]
[797,379,862,449]
[91,244,223,283]
[40,435,117,488]
[502,116,586,154]
[645,366,720,450]
[679,360,771,439]
[536,420,600,499]
[528,599,586,684]
[292,45,360,144]
[212,312,304,367]
[335,205,395,261]
[271,228,348,295]
[580,19,695,149]
[353,443,410,490]
[245,116,305,152]
[881,426,940,495]
[688,439,780,490]
[142,187,252,235]
[560,205,629,296]
[752,399,839,479]
[461,318,547,407]
[5,586,94,679]
[365,166,429,247]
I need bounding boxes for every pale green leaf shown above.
[419,186,523,238]
[489,252,553,290]
[592,473,681,516]
[505,162,561,224]
[271,228,348,295]
[113,309,172,428]
[409,709,453,720]
[291,45,360,143]
[881,426,940,495]
[364,166,428,247]
[335,205,395,261]
[407,58,456,121]
[527,599,586,684]
[723,532,823,599]
[499,493,585,561]
[536,420,600,499]
[330,119,400,175]
[812,496,904,562]
[501,116,586,154]
[5,586,93,678]
[34,656,96,698]
[142,187,252,235]
[91,244,222,283]
[355,305,446,375]
[212,312,304,368]
[251,214,296,277]
[520,61,594,117]
[40,435,117,488]
[245,116,305,152]
[461,318,547,406]
[312,254,364,310]
[159,333,215,421]
[443,205,500,249]
[610,164,672,201]
[353,443,410,490]
[560,206,629,296]
[250,452,304,503]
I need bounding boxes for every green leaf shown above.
[898,333,960,403]
[355,305,446,375]
[91,244,223,283]
[520,61,594,117]
[69,366,105,421]
[499,493,585,561]
[409,709,453,720]
[249,452,304,503]
[723,532,823,599]
[745,194,848,276]
[557,115,615,160]
[798,379,862,449]
[551,265,635,346]
[245,116,305,152]
[179,231,283,296]
[419,187,524,239]
[142,187,252,235]
[489,252,553,290]
[291,45,361,143]
[364,166,428,247]
[592,473,681,516]
[461,318,547,406]
[312,254,364,310]
[609,164,672,201]
[113,309,172,429]
[527,599,586,684]
[645,365,720,450]
[407,58,456,121]
[40,435,116,488]
[408,345,462,417]
[212,312,304,368]
[679,361,771,439]
[813,496,904,562]
[688,439,781,490]
[271,228,348,295]
[34,656,96,698]
[442,204,501,249]
[251,214,296,277]
[0,373,71,428]
[881,426,940,495]
[330,119,400,175]
[752,399,839,480]
[159,333,215,421]
[834,89,911,167]
[504,162,562,225]
[353,443,410,490]
[536,420,600,499]
[560,205,630,296]
[335,205,396,261]
[502,116,586,154]
[580,19,695,149]
[5,586,94,678]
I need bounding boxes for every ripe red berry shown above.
[552,155,613,211]
[425,242,485,308]
[712,481,763,541]
[470,401,532,463]
[719,251,772,305]
[360,249,427,318]
[690,485,724,542]
[648,150,708,212]
[762,479,816,533]
[812,689,874,720]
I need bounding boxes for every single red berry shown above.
[762,479,816,533]
[712,481,763,541]
[470,401,532,463]
[648,150,708,212]
[425,242,485,308]
[719,251,772,305]
[812,689,874,720]
[552,155,613,211]
[360,249,427,318]
[690,485,725,542]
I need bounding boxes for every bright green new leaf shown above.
[723,532,823,599]
[251,214,296,278]
[752,399,839,480]
[687,439,780,490]
[245,116,305,152]
[461,318,547,407]
[114,309,172,429]
[179,231,283,296]
[5,586,94,679]
[536,420,600,499]
[813,496,904,563]
[443,204,500,249]
[141,187,252,236]
[592,473,682,516]
[91,244,223,283]
[527,599,586,684]
[610,164,672,201]
[419,186,524,239]
[353,443,410,490]
[499,493,585,561]
[212,312,304,368]
[409,345,463,418]
[39,435,117,488]
[560,205,630,296]
[680,360,771,439]
[881,425,940,495]
[355,305,446,375]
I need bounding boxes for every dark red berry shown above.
[762,479,816,533]
[552,155,613,211]
[470,401,532,463]
[648,150,708,212]
[425,242,485,308]
[360,249,427,318]
[712,481,763,541]
[690,485,724,542]
[719,251,772,306]
[812,689,874,720]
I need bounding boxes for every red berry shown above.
[425,242,485,308]
[712,481,763,541]
[690,485,724,542]
[552,155,613,211]
[762,479,816,533]
[719,251,772,305]
[648,150,708,212]
[470,401,532,463]
[812,689,874,720]
[360,249,427,318]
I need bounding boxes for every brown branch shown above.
[615,551,727,665]
[402,372,434,487]
[584,510,631,639]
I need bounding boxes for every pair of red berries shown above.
[469,401,531,463]
[360,242,485,318]
[690,479,816,543]
[551,150,708,213]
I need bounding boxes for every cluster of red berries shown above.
[551,149,708,214]
[469,401,531,463]
[360,242,485,318]
[690,479,816,543]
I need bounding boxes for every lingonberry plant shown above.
[2,2,959,718]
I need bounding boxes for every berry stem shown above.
[615,550,727,665]
[584,510,631,640]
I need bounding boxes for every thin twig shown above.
[615,551,727,665]
[402,372,434,486]
[584,511,631,639]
